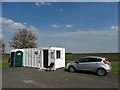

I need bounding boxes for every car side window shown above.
[86,58,93,62]
[86,58,102,62]
[79,58,88,62]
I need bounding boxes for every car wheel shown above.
[97,68,107,76]
[69,66,75,72]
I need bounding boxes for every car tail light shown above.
[103,60,109,64]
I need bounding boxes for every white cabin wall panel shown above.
[31,49,34,67]
[39,49,43,69]
[23,49,26,67]
[25,49,28,67]
[62,49,65,67]
[27,49,29,67]
[48,49,50,66]
[28,49,31,67]
[41,50,43,68]
[36,48,39,68]
[33,49,36,67]
[36,49,40,68]
[54,49,57,69]
[34,48,38,68]
[54,48,65,69]
[28,49,30,67]
[26,49,29,67]
[27,49,30,67]
[22,49,25,67]
[29,49,32,67]
[55,59,63,69]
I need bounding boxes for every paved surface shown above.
[2,67,118,88]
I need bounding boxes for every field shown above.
[2,53,10,67]
[65,53,119,61]
[1,53,120,72]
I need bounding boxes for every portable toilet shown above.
[10,49,24,67]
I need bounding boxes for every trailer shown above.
[10,47,65,70]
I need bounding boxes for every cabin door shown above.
[43,50,48,68]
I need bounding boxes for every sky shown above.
[1,2,118,53]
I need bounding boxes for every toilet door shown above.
[15,51,23,67]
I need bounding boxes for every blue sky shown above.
[1,2,118,53]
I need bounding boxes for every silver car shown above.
[66,56,111,76]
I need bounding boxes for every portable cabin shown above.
[10,47,65,70]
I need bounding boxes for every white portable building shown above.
[10,47,65,70]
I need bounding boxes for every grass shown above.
[65,53,119,61]
[111,63,119,72]
[1,53,120,72]
[2,53,10,67]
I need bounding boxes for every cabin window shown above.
[56,50,61,59]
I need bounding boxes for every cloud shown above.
[51,24,59,28]
[35,2,39,6]
[51,24,73,28]
[36,26,118,53]
[1,17,37,32]
[1,17,118,53]
[110,25,118,30]
[65,24,73,28]
[1,17,26,30]
[37,26,118,39]
[35,2,51,6]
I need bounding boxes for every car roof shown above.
[82,56,106,60]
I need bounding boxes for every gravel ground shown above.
[2,67,119,88]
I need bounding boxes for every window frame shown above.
[56,50,61,59]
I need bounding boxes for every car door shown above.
[85,58,102,71]
[83,58,94,71]
[76,58,88,70]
